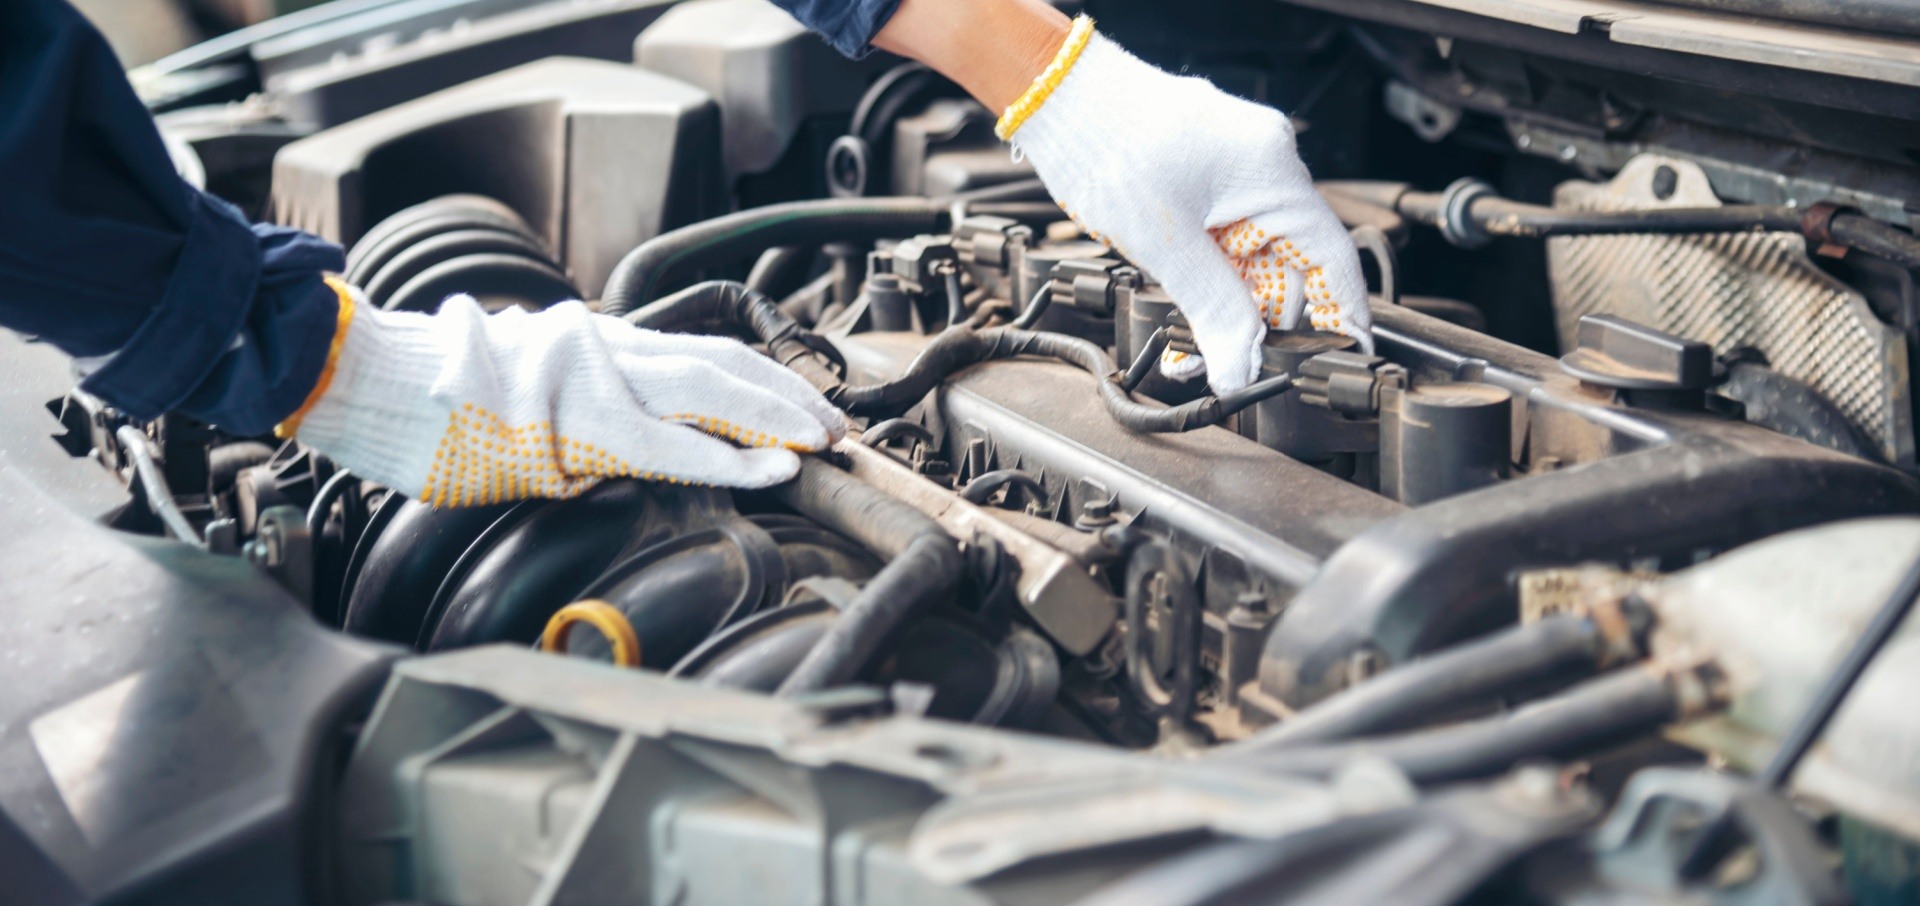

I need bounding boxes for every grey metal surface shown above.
[1546,155,1913,463]
[635,0,884,181]
[335,646,1365,905]
[1282,0,1920,87]
[0,333,129,521]
[261,0,686,128]
[833,331,1407,593]
[1645,518,1920,843]
[271,56,723,297]
[0,441,398,904]
[1505,118,1920,230]
[837,438,1118,656]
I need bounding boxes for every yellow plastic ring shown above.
[540,600,642,668]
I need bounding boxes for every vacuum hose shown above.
[601,193,1075,316]
[1215,665,1712,785]
[1217,611,1633,754]
[602,198,950,317]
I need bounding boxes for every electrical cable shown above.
[943,265,966,326]
[1325,179,1920,270]
[959,469,1049,509]
[630,280,1297,432]
[114,425,202,547]
[1011,283,1052,330]
[1120,327,1171,393]
[307,469,357,541]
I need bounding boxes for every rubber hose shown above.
[1216,614,1613,754]
[599,198,948,316]
[959,469,1049,508]
[1124,541,1201,721]
[344,195,532,287]
[361,227,556,309]
[771,458,963,694]
[307,469,358,540]
[383,252,577,313]
[1226,667,1686,785]
[1829,213,1920,271]
[746,245,814,296]
[851,63,933,147]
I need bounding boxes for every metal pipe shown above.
[115,425,202,547]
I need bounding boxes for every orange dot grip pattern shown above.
[418,403,811,507]
[1210,219,1344,333]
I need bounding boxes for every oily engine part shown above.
[828,259,1920,718]
[1546,155,1913,463]
[33,0,1920,899]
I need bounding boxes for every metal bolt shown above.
[1229,590,1271,619]
[1074,496,1117,531]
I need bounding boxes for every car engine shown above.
[10,0,1920,902]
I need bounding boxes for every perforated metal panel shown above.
[1547,155,1912,463]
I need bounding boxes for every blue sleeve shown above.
[770,0,905,58]
[0,0,340,436]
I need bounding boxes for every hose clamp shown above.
[1799,201,1855,259]
[1437,177,1497,249]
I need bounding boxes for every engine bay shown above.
[11,0,1920,902]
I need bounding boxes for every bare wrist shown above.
[874,0,1070,112]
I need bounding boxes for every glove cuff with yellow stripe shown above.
[995,16,1373,394]
[279,283,845,505]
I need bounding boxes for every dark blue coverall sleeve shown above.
[0,0,895,438]
[770,0,905,58]
[1,0,341,436]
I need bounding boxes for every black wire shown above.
[1764,548,1920,786]
[1120,327,1171,392]
[307,469,357,540]
[959,469,1049,509]
[943,266,966,327]
[1010,283,1052,329]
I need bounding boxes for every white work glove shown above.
[279,279,845,505]
[998,17,1372,393]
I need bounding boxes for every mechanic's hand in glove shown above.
[278,281,846,506]
[996,17,1373,393]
